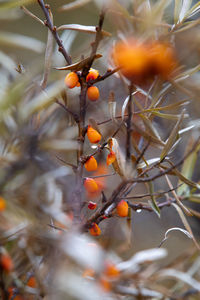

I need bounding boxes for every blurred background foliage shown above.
[0,0,200,299]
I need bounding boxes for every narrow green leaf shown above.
[59,0,92,11]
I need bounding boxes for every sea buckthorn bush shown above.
[1,0,200,299]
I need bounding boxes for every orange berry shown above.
[87,86,100,101]
[86,68,99,82]
[27,276,36,288]
[84,178,99,194]
[89,223,101,236]
[0,253,14,272]
[116,200,128,217]
[84,156,98,172]
[88,201,97,210]
[0,197,6,212]
[104,262,120,278]
[64,72,79,89]
[106,151,116,165]
[87,125,101,144]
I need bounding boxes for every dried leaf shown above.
[122,91,137,121]
[159,268,200,291]
[178,0,192,23]
[108,102,116,121]
[54,54,102,71]
[177,138,199,196]
[139,114,164,146]
[159,227,192,247]
[57,24,111,37]
[172,203,200,249]
[147,181,160,217]
[160,111,184,161]
[109,137,133,179]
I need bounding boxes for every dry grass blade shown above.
[41,10,54,89]
[58,0,92,11]
[57,24,111,37]
[165,174,192,216]
[0,32,45,53]
[54,54,102,71]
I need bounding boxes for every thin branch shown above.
[21,6,44,25]
[37,0,72,65]
[124,184,183,200]
[89,67,120,85]
[128,198,176,212]
[55,99,79,123]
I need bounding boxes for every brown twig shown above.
[128,198,176,212]
[37,0,72,65]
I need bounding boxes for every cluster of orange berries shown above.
[8,275,37,300]
[112,38,178,84]
[89,200,128,237]
[64,68,100,101]
[84,126,116,195]
[83,260,120,292]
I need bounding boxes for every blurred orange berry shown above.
[82,268,95,278]
[113,39,150,84]
[87,125,101,144]
[112,39,177,84]
[84,178,99,194]
[86,68,99,82]
[116,200,128,217]
[106,151,116,165]
[0,197,6,212]
[149,42,178,79]
[87,86,100,101]
[89,223,101,236]
[8,288,22,300]
[99,277,111,292]
[0,253,13,272]
[64,72,79,89]
[84,156,98,172]
[27,276,36,288]
[104,262,120,278]
[88,201,97,210]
